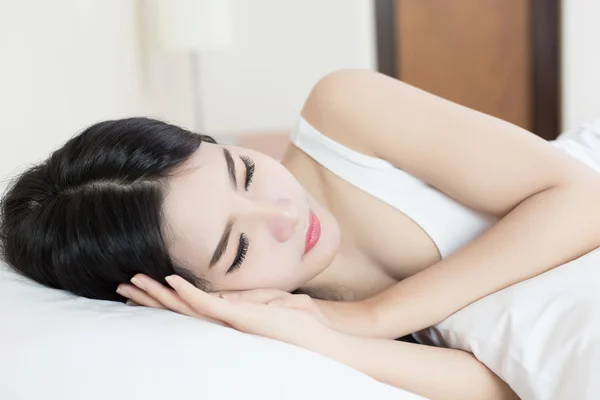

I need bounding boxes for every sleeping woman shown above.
[3,69,600,400]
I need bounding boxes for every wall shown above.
[561,0,600,131]
[0,0,196,193]
[3,0,595,194]
[195,0,377,136]
[196,0,596,135]
[0,0,376,193]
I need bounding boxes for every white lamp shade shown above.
[151,0,234,52]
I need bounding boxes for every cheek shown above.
[231,235,300,290]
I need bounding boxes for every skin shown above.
[159,93,442,302]
[161,140,343,296]
[118,69,600,399]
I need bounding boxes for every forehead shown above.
[161,142,229,271]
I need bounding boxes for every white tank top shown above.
[291,117,600,259]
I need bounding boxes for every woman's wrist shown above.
[315,298,383,338]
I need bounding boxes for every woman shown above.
[3,69,600,399]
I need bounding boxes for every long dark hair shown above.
[0,117,214,301]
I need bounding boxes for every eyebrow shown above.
[209,220,233,268]
[209,148,237,269]
[223,148,237,189]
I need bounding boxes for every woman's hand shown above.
[214,288,382,338]
[119,275,382,338]
[117,274,346,354]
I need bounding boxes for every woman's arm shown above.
[303,69,600,338]
[124,274,518,400]
[324,335,519,400]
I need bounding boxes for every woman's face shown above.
[162,141,341,293]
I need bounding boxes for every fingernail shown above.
[126,300,138,307]
[208,292,220,297]
[268,299,284,306]
[116,286,130,299]
[130,277,146,291]
[165,275,177,288]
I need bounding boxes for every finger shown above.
[165,275,239,323]
[219,288,290,303]
[131,274,200,318]
[117,283,167,310]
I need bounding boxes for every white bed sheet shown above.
[0,262,425,400]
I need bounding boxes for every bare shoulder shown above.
[299,68,600,220]
[299,68,392,156]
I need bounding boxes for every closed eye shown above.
[240,155,255,190]
[227,233,248,274]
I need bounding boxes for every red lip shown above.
[304,210,321,254]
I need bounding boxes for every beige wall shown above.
[561,0,600,131]
[194,0,377,135]
[0,0,195,192]
[0,0,376,192]
[1,0,598,194]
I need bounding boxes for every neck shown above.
[298,253,348,300]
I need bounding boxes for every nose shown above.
[253,198,300,242]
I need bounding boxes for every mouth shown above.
[304,209,321,254]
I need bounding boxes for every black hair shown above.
[0,117,214,301]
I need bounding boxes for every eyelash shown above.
[227,233,248,274]
[240,155,255,190]
[225,155,254,275]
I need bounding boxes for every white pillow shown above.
[0,262,421,400]
[415,247,600,399]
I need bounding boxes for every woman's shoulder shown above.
[298,69,384,157]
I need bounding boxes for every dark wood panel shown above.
[375,0,561,139]
[395,0,532,130]
[374,0,398,78]
[532,0,561,140]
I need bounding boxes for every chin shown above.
[300,248,339,288]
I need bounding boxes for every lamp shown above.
[149,0,234,133]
